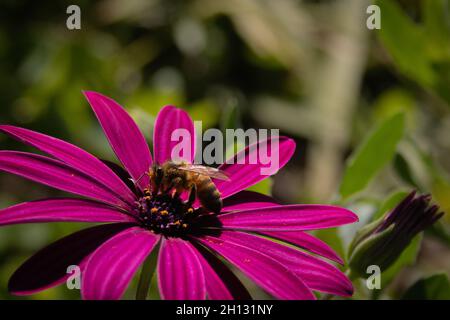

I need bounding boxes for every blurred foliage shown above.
[0,0,449,300]
[402,273,450,300]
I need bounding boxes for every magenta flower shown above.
[0,92,358,300]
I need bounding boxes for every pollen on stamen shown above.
[135,189,197,236]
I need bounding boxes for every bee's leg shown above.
[162,181,173,194]
[186,184,197,206]
[152,168,164,195]
[174,186,184,199]
[169,177,184,198]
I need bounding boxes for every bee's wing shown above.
[178,164,230,181]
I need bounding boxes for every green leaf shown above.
[376,0,436,87]
[394,153,420,189]
[376,0,450,106]
[432,178,450,224]
[414,144,450,223]
[372,89,415,121]
[402,274,450,300]
[423,0,450,60]
[246,178,273,196]
[339,113,406,199]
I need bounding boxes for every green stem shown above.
[136,254,154,300]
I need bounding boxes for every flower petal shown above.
[157,238,206,300]
[153,105,196,164]
[9,223,133,295]
[261,231,344,264]
[222,191,279,212]
[195,232,314,300]
[221,192,345,264]
[82,227,159,300]
[101,159,137,194]
[217,204,358,231]
[0,125,136,206]
[0,198,134,226]
[215,137,295,199]
[190,241,251,300]
[84,91,152,190]
[218,231,353,296]
[0,151,129,208]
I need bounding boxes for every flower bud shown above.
[348,191,443,278]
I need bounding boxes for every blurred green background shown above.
[0,0,449,299]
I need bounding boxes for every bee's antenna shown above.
[130,171,148,186]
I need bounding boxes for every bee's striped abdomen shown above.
[196,177,222,214]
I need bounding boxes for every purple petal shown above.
[216,137,296,199]
[190,241,251,300]
[0,125,136,206]
[195,233,314,300]
[157,238,206,300]
[222,191,280,212]
[153,105,196,164]
[101,159,137,194]
[84,91,152,190]
[9,223,133,295]
[82,227,159,300]
[0,198,134,226]
[212,231,353,296]
[0,151,129,208]
[261,231,344,264]
[217,204,358,231]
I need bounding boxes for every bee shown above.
[148,161,229,214]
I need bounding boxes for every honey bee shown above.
[148,161,229,214]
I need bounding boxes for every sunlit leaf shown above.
[339,113,405,199]
[414,145,450,222]
[373,89,415,122]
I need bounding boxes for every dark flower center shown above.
[135,189,196,236]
